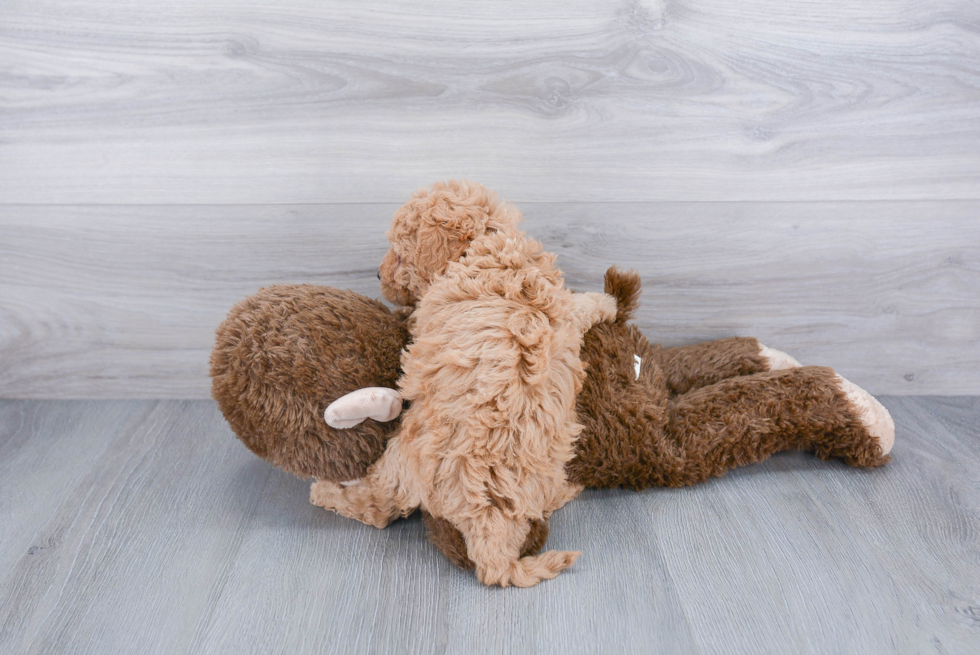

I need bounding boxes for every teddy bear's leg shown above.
[455,509,580,587]
[309,436,419,528]
[659,336,803,395]
[661,366,894,486]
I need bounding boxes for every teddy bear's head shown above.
[379,179,522,306]
[211,285,411,483]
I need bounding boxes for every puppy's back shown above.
[398,235,584,515]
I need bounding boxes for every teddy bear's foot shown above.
[759,344,802,370]
[835,374,895,456]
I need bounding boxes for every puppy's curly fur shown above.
[311,180,616,587]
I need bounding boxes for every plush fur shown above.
[569,269,890,488]
[309,180,617,587]
[210,286,408,482]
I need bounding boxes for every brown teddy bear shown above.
[211,269,894,574]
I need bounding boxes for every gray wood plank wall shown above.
[1,0,978,398]
[3,0,979,204]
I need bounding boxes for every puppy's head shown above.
[380,180,520,306]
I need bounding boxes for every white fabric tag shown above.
[633,354,642,380]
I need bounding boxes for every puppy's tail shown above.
[603,266,641,323]
[479,550,582,588]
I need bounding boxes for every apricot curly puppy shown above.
[311,180,617,587]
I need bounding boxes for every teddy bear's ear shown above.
[413,218,478,283]
[603,266,642,323]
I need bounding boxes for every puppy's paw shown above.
[310,479,344,510]
[835,374,896,456]
[596,292,618,323]
[570,292,617,332]
[759,344,802,370]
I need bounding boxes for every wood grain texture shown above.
[1,0,978,203]
[0,401,143,578]
[0,400,274,653]
[2,201,977,398]
[0,397,977,654]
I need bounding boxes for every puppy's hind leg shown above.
[459,510,581,588]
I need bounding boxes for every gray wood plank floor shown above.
[0,397,977,654]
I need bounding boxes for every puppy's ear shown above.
[414,219,478,283]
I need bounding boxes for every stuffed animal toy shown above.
[210,270,894,577]
[210,182,895,587]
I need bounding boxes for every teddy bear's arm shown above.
[659,336,783,395]
[310,435,419,528]
[324,387,403,429]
